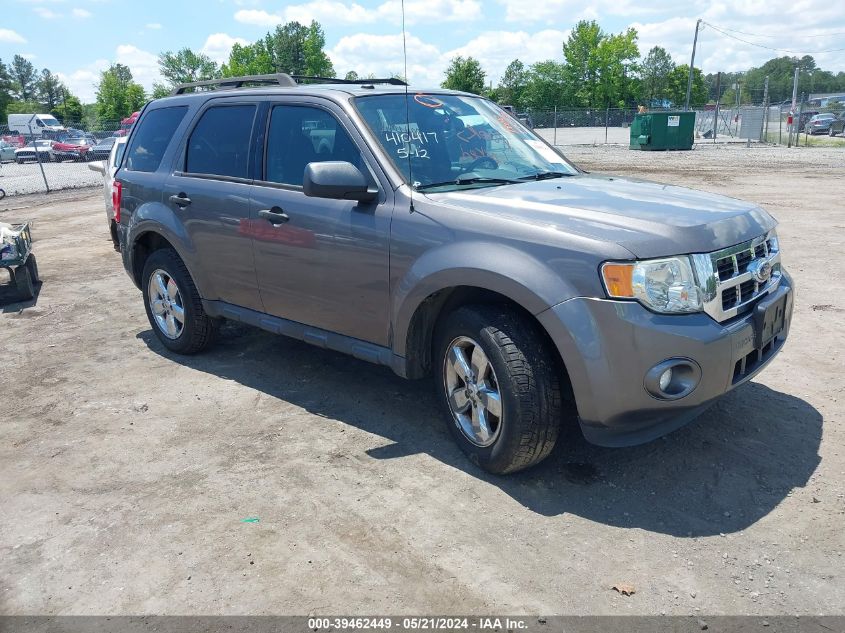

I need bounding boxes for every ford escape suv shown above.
[114,74,793,474]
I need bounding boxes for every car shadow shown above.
[138,321,822,537]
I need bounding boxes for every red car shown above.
[114,111,139,137]
[51,137,95,162]
[1,134,25,148]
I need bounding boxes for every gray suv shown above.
[115,74,794,474]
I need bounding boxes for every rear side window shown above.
[126,106,187,173]
[186,105,256,179]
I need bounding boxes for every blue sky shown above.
[2,0,844,103]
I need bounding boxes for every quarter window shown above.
[126,106,187,173]
[265,105,364,187]
[186,105,256,179]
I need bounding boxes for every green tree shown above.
[640,46,675,104]
[158,48,220,87]
[344,70,359,81]
[151,82,170,99]
[0,58,12,122]
[521,60,566,110]
[53,93,83,123]
[37,68,63,111]
[498,59,528,109]
[10,54,38,101]
[96,63,146,122]
[666,65,707,107]
[593,28,639,107]
[303,21,334,77]
[442,56,485,94]
[5,100,45,118]
[561,20,604,107]
[221,41,274,76]
[265,22,308,74]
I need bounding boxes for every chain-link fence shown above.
[527,104,845,149]
[0,119,124,199]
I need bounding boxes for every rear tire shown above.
[25,253,39,284]
[141,248,218,354]
[434,305,565,474]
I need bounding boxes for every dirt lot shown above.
[1,144,843,616]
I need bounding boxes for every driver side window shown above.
[264,105,366,187]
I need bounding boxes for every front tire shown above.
[434,305,565,474]
[141,248,218,354]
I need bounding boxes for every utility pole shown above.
[788,67,799,147]
[684,18,702,111]
[713,72,722,141]
[762,75,770,141]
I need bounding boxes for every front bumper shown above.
[537,271,794,446]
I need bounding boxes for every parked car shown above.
[88,136,127,249]
[114,75,793,474]
[2,134,25,148]
[0,141,16,163]
[804,113,837,135]
[88,136,118,160]
[15,140,55,163]
[827,112,845,137]
[114,111,140,137]
[52,137,95,162]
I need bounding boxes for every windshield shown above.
[354,93,578,191]
[40,116,61,126]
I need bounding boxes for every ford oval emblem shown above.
[750,259,773,284]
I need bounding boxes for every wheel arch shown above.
[398,284,576,408]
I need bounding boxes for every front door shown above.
[250,101,392,346]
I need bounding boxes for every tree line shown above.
[3,18,845,130]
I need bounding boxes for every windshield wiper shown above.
[415,175,523,191]
[520,170,573,181]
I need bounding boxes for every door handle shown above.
[169,193,192,207]
[258,207,290,225]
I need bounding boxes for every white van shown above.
[7,113,66,138]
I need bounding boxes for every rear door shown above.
[162,100,263,311]
[250,99,393,346]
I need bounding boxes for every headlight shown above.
[601,256,702,314]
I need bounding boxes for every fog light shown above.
[659,368,673,392]
[644,358,702,400]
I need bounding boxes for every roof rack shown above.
[290,75,408,86]
[170,73,408,95]
[171,73,297,95]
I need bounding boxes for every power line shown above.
[704,22,845,39]
[702,21,845,55]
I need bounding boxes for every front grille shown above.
[701,231,782,322]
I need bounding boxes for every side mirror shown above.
[303,161,376,203]
[88,160,106,174]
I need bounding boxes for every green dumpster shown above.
[629,111,695,150]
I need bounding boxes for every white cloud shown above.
[72,7,91,17]
[57,60,109,103]
[146,22,162,29]
[329,32,444,85]
[201,33,249,65]
[115,44,162,89]
[0,28,27,44]
[235,0,481,26]
[233,9,283,26]
[20,53,37,60]
[33,6,61,18]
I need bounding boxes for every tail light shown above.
[112,180,122,223]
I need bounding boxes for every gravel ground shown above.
[0,145,843,616]
[0,160,101,196]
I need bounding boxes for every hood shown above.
[429,174,776,259]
